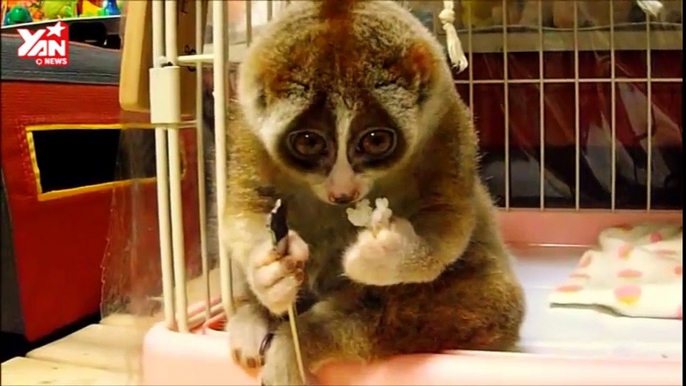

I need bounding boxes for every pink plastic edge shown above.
[140,209,684,386]
[498,209,682,247]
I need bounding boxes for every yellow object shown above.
[81,0,101,17]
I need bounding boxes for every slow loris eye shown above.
[356,128,396,158]
[288,130,328,158]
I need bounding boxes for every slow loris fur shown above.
[221,1,526,385]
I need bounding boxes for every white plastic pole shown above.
[151,0,176,331]
[164,0,189,333]
[213,0,233,317]
[195,0,212,322]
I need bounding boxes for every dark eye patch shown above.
[347,94,406,170]
[276,93,337,174]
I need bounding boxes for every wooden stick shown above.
[288,305,307,382]
[269,199,307,382]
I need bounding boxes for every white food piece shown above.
[371,198,393,229]
[346,199,373,227]
[346,197,394,231]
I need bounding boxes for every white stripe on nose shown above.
[327,151,358,199]
[325,102,359,203]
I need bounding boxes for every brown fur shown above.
[224,1,525,385]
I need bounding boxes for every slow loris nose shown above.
[328,192,359,205]
[326,155,360,205]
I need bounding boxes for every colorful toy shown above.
[1,0,123,24]
[101,0,119,15]
[79,0,118,17]
[3,4,32,25]
[79,0,99,16]
[28,2,42,20]
[41,0,76,20]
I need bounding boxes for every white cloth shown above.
[549,223,683,319]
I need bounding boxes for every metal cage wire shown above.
[149,0,683,332]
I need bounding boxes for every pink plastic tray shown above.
[141,210,683,385]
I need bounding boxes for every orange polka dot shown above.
[578,252,593,268]
[556,284,584,293]
[617,244,634,259]
[617,269,643,279]
[649,232,663,243]
[675,265,682,276]
[614,285,642,305]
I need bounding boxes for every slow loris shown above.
[221,1,525,385]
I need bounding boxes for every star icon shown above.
[46,21,66,38]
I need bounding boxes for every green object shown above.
[42,0,75,19]
[5,6,33,25]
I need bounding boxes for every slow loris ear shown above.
[403,42,435,104]
[238,69,267,113]
[380,41,435,104]
[239,51,274,114]
[255,86,267,110]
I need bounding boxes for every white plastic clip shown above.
[439,0,468,73]
[149,66,182,125]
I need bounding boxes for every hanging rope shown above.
[439,0,468,73]
[636,0,663,17]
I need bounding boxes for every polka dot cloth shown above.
[549,223,683,319]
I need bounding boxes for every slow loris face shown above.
[275,92,408,205]
[237,1,452,205]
